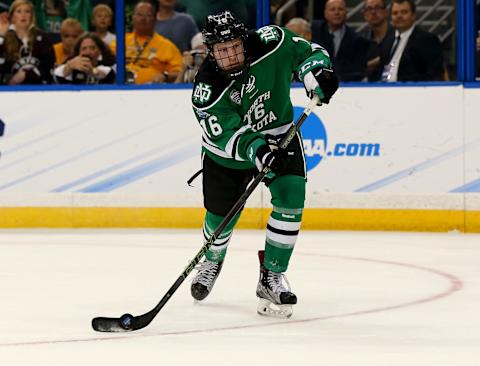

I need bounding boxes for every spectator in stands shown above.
[53,17,83,65]
[92,3,115,47]
[174,31,206,83]
[380,0,444,82]
[311,0,371,81]
[53,32,115,84]
[285,17,312,41]
[35,0,67,40]
[34,0,92,43]
[113,0,182,84]
[155,0,198,53]
[65,0,92,33]
[359,0,395,81]
[0,0,55,84]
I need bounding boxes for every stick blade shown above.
[92,315,137,332]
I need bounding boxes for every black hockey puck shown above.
[120,313,134,329]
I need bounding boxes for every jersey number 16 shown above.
[199,115,223,138]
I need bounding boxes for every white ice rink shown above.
[0,229,479,365]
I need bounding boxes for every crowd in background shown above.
[0,0,478,85]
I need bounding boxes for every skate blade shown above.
[257,298,293,318]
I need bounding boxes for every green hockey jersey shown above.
[191,25,332,169]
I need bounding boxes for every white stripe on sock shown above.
[268,216,301,231]
[266,230,297,246]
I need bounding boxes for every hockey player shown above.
[190,10,338,317]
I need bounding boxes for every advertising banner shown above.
[0,85,478,231]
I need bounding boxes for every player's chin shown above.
[224,63,244,72]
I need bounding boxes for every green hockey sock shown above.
[203,211,241,262]
[264,206,303,272]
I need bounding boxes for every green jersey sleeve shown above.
[278,27,333,81]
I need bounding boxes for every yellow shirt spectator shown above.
[53,18,83,65]
[53,42,68,65]
[112,32,182,84]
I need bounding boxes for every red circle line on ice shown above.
[0,253,463,347]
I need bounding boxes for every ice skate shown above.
[191,259,224,301]
[256,251,297,318]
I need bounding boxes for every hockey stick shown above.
[91,95,320,332]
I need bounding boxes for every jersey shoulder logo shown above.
[193,82,213,104]
[256,26,279,44]
[230,89,242,105]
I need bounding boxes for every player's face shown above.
[212,38,245,73]
[391,1,416,33]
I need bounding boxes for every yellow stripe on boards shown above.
[301,209,466,232]
[0,207,478,233]
[0,207,263,229]
[466,211,480,233]
[0,207,74,228]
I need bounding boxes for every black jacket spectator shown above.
[311,19,371,81]
[53,32,116,84]
[0,0,55,85]
[380,26,444,81]
[359,25,395,81]
[0,27,55,84]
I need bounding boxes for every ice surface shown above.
[0,229,478,365]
